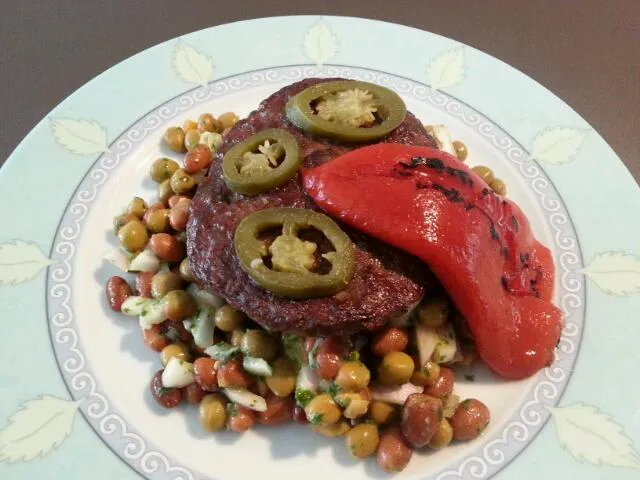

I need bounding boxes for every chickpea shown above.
[150,158,180,183]
[410,360,441,387]
[265,357,297,397]
[118,219,149,252]
[151,272,183,298]
[369,401,398,426]
[229,329,245,347]
[197,113,219,133]
[162,290,197,322]
[425,367,455,400]
[142,325,168,352]
[144,208,170,234]
[371,326,409,357]
[199,393,227,432]
[178,258,194,282]
[428,418,453,449]
[164,126,186,153]
[113,212,137,234]
[105,276,133,312]
[183,119,198,132]
[312,420,351,437]
[376,426,413,474]
[193,357,218,391]
[170,169,195,195]
[471,165,495,184]
[336,392,369,419]
[416,296,449,328]
[169,199,190,231]
[184,129,201,151]
[149,233,184,262]
[335,361,370,391]
[378,351,415,386]
[158,179,174,205]
[214,305,244,332]
[160,343,191,366]
[150,370,182,408]
[128,197,147,218]
[450,399,490,441]
[452,140,468,161]
[345,423,379,459]
[217,112,239,130]
[490,178,507,196]
[305,394,341,426]
[241,330,279,361]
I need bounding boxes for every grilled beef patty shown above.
[187,78,438,335]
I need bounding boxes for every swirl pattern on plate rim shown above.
[46,65,585,480]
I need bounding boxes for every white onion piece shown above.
[187,284,225,309]
[430,124,456,156]
[138,299,165,329]
[242,356,273,377]
[103,248,130,272]
[223,388,267,412]
[128,249,160,273]
[162,358,194,388]
[120,296,151,316]
[369,382,423,405]
[415,324,440,366]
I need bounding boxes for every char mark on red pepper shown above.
[302,143,562,380]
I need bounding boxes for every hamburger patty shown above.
[187,78,438,335]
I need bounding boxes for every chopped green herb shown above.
[157,386,171,396]
[324,382,342,399]
[283,333,306,366]
[347,351,360,362]
[461,399,472,411]
[295,389,315,408]
[334,395,351,408]
[227,403,238,417]
[309,413,324,425]
[464,374,475,382]
[206,342,240,363]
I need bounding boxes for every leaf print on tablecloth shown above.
[50,118,109,155]
[303,18,338,67]
[426,48,465,91]
[0,396,82,463]
[547,404,640,469]
[0,241,56,287]
[172,42,214,87]
[530,127,588,165]
[580,251,640,296]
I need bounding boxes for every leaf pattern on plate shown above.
[530,127,588,165]
[172,42,214,87]
[547,404,640,469]
[580,251,640,296]
[0,241,56,287]
[0,396,82,463]
[426,48,465,91]
[50,118,109,155]
[303,18,338,67]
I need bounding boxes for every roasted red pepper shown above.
[303,144,562,379]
